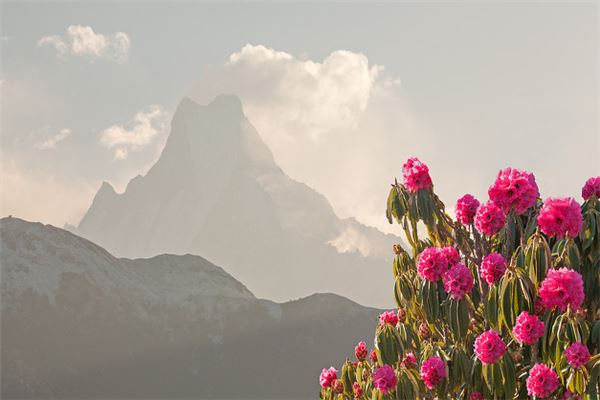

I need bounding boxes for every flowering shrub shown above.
[320,158,600,399]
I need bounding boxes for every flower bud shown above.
[393,244,403,255]
[397,308,407,323]
[332,379,344,394]
[418,321,431,340]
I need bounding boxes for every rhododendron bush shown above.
[319,160,600,399]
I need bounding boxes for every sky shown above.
[1,1,598,235]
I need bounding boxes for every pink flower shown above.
[526,363,559,398]
[475,201,506,236]
[420,356,446,389]
[417,247,447,281]
[319,367,337,388]
[538,268,584,312]
[563,389,583,400]
[370,349,378,363]
[480,252,507,285]
[402,157,433,192]
[564,342,590,369]
[474,330,506,364]
[443,262,474,300]
[355,341,368,361]
[470,392,484,400]
[582,176,600,200]
[353,382,363,398]
[488,167,539,214]
[373,364,397,395]
[456,194,481,225]
[401,352,418,369]
[513,311,545,345]
[441,246,461,267]
[379,310,399,327]
[537,197,583,239]
[332,379,344,393]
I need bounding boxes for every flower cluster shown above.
[402,157,433,192]
[319,367,337,388]
[455,194,480,225]
[538,268,584,312]
[354,341,368,361]
[417,246,461,283]
[564,342,590,369]
[417,247,450,281]
[475,200,506,236]
[420,356,446,389]
[512,311,545,345]
[479,252,506,285]
[443,262,474,300]
[488,167,539,214]
[537,197,583,239]
[582,176,600,200]
[373,365,397,394]
[379,310,399,327]
[474,330,506,364]
[526,363,559,398]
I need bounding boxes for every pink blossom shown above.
[537,197,583,239]
[564,342,590,369]
[400,352,417,369]
[443,262,474,300]
[538,268,584,312]
[373,364,397,395]
[379,310,399,327]
[582,176,600,200]
[353,382,363,398]
[370,349,378,363]
[488,167,539,214]
[355,341,368,361]
[417,247,447,281]
[319,367,337,388]
[420,356,446,389]
[474,330,506,364]
[563,389,583,400]
[470,392,484,400]
[456,194,480,225]
[480,252,507,285]
[526,363,559,398]
[513,311,545,345]
[402,157,433,192]
[475,201,506,236]
[440,246,461,267]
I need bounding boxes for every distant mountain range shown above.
[75,95,401,308]
[1,217,380,398]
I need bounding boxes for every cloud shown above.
[193,45,394,142]
[37,25,130,63]
[100,105,168,160]
[35,128,71,150]
[191,45,420,235]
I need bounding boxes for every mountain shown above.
[1,217,380,398]
[75,94,400,308]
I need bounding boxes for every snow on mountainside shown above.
[75,95,401,308]
[1,217,380,398]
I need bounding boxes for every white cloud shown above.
[35,128,71,150]
[191,45,420,235]
[100,105,168,160]
[37,25,130,63]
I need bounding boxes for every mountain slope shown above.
[1,217,379,398]
[76,95,400,308]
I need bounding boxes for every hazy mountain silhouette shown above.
[1,217,380,399]
[75,95,400,308]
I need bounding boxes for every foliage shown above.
[319,161,599,399]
